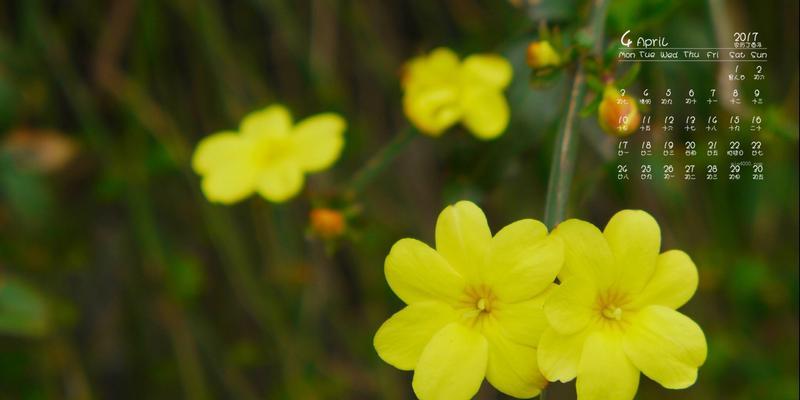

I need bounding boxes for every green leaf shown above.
[615,62,641,88]
[528,68,565,89]
[604,41,627,65]
[585,74,606,93]
[0,277,49,337]
[580,93,603,117]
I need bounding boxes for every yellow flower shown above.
[538,210,707,400]
[402,48,513,140]
[597,85,641,137]
[374,201,564,399]
[526,41,561,69]
[191,105,345,204]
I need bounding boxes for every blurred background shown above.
[0,0,797,399]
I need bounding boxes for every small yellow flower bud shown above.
[309,208,346,239]
[526,41,561,69]
[597,85,641,137]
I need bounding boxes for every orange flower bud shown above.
[309,208,346,239]
[597,86,641,137]
[3,128,78,173]
[526,41,561,69]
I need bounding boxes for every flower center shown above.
[253,137,293,167]
[460,285,496,328]
[594,289,630,326]
[602,305,623,321]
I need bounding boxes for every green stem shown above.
[543,67,586,229]
[346,127,417,198]
[540,388,547,400]
[542,0,611,230]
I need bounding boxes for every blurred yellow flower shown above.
[374,201,564,399]
[597,85,641,137]
[526,41,561,69]
[539,210,707,400]
[191,105,345,204]
[402,48,512,140]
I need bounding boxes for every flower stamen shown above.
[459,285,497,328]
[602,305,623,321]
[477,298,487,311]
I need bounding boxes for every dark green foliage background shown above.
[0,0,797,399]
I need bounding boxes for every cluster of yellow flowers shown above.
[374,201,706,400]
[189,47,705,400]
[192,48,513,204]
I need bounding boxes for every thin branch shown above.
[542,0,611,230]
[346,127,417,198]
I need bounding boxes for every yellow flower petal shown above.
[200,157,258,204]
[402,49,513,139]
[487,219,547,278]
[603,210,660,293]
[492,219,549,249]
[537,327,589,383]
[385,238,467,305]
[412,323,488,400]
[544,277,596,335]
[435,201,492,283]
[373,301,458,370]
[486,221,562,302]
[291,113,345,172]
[484,327,546,399]
[256,164,304,203]
[576,330,640,400]
[552,219,616,288]
[460,87,509,140]
[403,85,461,136]
[492,287,553,347]
[191,131,247,175]
[240,104,292,141]
[404,47,461,90]
[461,54,513,89]
[427,47,460,67]
[632,250,698,310]
[623,305,707,389]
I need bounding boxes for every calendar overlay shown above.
[612,32,767,182]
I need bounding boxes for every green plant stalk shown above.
[346,127,417,197]
[543,68,587,230]
[543,0,611,231]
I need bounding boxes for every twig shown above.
[542,0,611,230]
[346,127,417,198]
[543,66,586,229]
